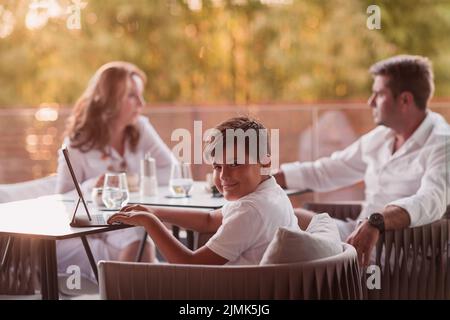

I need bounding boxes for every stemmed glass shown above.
[102,172,130,209]
[169,162,193,198]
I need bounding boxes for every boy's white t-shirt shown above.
[206,176,299,265]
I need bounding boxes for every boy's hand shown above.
[107,210,154,226]
[121,204,151,213]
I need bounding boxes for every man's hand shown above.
[273,170,287,189]
[346,220,380,267]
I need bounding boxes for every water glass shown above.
[169,162,193,197]
[102,172,130,209]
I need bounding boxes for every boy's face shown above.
[212,145,267,201]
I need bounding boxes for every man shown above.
[274,55,450,267]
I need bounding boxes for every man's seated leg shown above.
[333,218,357,242]
[294,207,357,242]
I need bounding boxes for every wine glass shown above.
[169,162,193,197]
[102,172,130,209]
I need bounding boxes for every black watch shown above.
[367,212,385,233]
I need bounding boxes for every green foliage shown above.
[0,0,449,107]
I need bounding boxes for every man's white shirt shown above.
[281,110,450,227]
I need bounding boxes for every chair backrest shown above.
[304,202,362,221]
[98,243,362,300]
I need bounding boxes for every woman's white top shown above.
[56,116,177,194]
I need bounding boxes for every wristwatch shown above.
[367,212,385,233]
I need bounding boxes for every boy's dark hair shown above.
[204,116,270,163]
[369,55,434,111]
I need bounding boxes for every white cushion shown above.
[260,213,343,265]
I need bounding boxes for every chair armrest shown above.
[302,203,450,299]
[366,218,450,299]
[303,202,363,221]
[376,218,449,264]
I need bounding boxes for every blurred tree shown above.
[361,0,450,98]
[0,0,449,107]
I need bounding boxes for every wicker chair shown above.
[304,202,450,300]
[0,236,41,297]
[98,243,361,300]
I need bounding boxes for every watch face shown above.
[371,214,382,223]
[369,213,384,231]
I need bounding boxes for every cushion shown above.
[260,213,343,265]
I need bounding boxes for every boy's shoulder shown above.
[224,198,259,213]
[246,177,284,197]
[228,178,286,210]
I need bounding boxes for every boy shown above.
[108,116,299,265]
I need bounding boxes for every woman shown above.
[55,61,176,281]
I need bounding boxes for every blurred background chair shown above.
[0,235,41,298]
[304,202,450,300]
[0,175,56,299]
[98,243,361,300]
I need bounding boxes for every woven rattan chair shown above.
[304,202,450,299]
[98,243,361,300]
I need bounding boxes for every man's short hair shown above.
[370,55,434,110]
[204,116,270,164]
